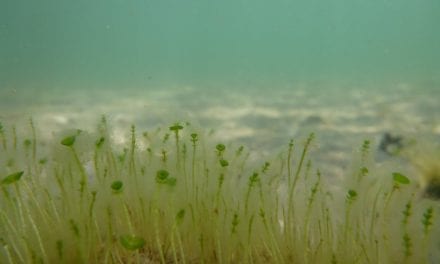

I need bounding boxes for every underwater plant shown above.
[401,140,440,201]
[0,117,438,263]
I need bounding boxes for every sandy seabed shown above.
[1,82,439,181]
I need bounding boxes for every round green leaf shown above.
[169,124,183,131]
[346,189,357,201]
[216,144,226,152]
[190,133,198,142]
[120,235,145,250]
[61,135,76,147]
[111,181,123,192]
[1,171,24,185]
[176,209,185,221]
[219,159,229,167]
[156,169,169,184]
[95,137,105,148]
[392,172,410,185]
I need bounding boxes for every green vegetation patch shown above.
[0,118,438,263]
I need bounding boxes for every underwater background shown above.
[1,0,440,89]
[2,2,440,263]
[1,0,439,178]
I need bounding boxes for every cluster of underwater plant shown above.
[0,117,439,263]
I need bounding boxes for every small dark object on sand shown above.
[302,115,324,126]
[424,181,440,200]
[379,132,404,155]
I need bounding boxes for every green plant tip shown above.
[169,124,183,131]
[231,213,239,233]
[392,172,410,185]
[111,180,123,192]
[95,137,105,148]
[1,171,24,185]
[153,169,176,186]
[162,133,170,143]
[176,209,185,221]
[360,166,368,175]
[219,159,229,167]
[190,133,198,141]
[23,139,31,147]
[262,161,270,172]
[236,145,244,156]
[347,189,357,200]
[249,172,259,186]
[362,140,370,152]
[156,169,170,183]
[120,235,146,251]
[61,135,76,147]
[422,207,433,232]
[216,143,226,152]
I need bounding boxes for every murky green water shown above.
[1,3,440,262]
[1,0,439,91]
[0,1,439,163]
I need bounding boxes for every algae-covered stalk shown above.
[344,189,358,243]
[170,123,184,170]
[190,133,198,197]
[384,172,411,211]
[244,172,259,216]
[422,206,434,236]
[129,125,137,179]
[292,133,315,192]
[0,122,6,150]
[29,118,37,166]
[401,199,413,261]
[216,143,226,158]
[111,180,146,253]
[303,170,321,257]
[60,130,88,198]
